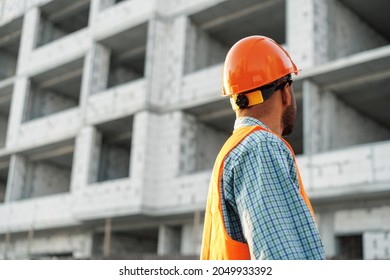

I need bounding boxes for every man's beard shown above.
[282,104,296,136]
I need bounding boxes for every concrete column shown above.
[89,0,105,26]
[26,227,34,257]
[180,223,194,255]
[103,218,112,257]
[3,232,10,259]
[129,111,150,183]
[90,44,111,95]
[5,155,28,202]
[157,224,181,255]
[78,48,93,120]
[302,80,322,155]
[317,211,336,259]
[79,0,111,120]
[183,17,227,74]
[133,110,179,209]
[6,8,40,148]
[16,8,40,74]
[321,91,337,151]
[180,212,203,255]
[287,0,329,68]
[70,126,101,191]
[6,77,29,148]
[84,0,111,96]
[145,14,187,107]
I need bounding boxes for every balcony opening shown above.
[329,74,390,150]
[92,227,158,258]
[0,84,12,148]
[0,156,10,203]
[185,0,286,74]
[329,0,389,60]
[0,16,22,81]
[336,234,363,259]
[94,116,133,183]
[181,100,232,174]
[99,23,147,90]
[10,140,74,201]
[23,57,84,122]
[36,0,90,47]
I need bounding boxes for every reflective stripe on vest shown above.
[200,125,315,260]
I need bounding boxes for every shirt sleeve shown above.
[229,140,325,260]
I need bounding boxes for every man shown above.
[201,36,325,260]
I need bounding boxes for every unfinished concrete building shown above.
[0,0,390,259]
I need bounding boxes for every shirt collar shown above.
[234,117,271,131]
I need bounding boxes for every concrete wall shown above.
[12,159,71,200]
[0,52,17,79]
[158,225,181,255]
[97,141,130,182]
[0,182,6,202]
[180,112,228,174]
[288,0,389,67]
[184,19,228,74]
[322,91,390,151]
[304,81,390,154]
[25,161,71,199]
[0,114,8,147]
[25,86,78,121]
[107,64,141,88]
[37,18,67,47]
[364,231,390,260]
[334,205,390,234]
[328,0,388,60]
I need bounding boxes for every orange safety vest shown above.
[200,125,315,260]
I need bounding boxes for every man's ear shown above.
[280,84,291,106]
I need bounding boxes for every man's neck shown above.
[236,111,283,136]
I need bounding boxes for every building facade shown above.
[0,0,389,259]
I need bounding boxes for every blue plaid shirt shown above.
[221,117,325,259]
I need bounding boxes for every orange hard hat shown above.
[222,36,298,97]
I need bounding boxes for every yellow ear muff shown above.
[230,90,264,111]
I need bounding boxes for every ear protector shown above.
[230,90,264,110]
[230,75,293,111]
